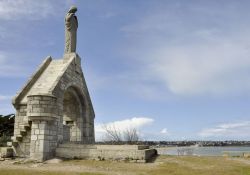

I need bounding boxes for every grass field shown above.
[0,155,250,175]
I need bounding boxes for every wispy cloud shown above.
[0,52,30,77]
[0,0,66,20]
[95,117,154,141]
[199,121,250,139]
[119,2,250,97]
[0,95,12,100]
[147,38,250,96]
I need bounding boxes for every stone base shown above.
[56,144,157,162]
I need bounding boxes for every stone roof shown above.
[12,54,94,116]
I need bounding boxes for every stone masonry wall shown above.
[30,120,57,161]
[27,94,58,161]
[53,54,95,144]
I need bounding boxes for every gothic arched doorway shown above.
[62,86,84,142]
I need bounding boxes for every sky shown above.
[0,0,250,141]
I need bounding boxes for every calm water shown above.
[158,146,250,156]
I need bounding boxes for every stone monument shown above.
[11,6,95,161]
[10,6,156,162]
[65,6,78,53]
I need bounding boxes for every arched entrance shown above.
[62,86,85,142]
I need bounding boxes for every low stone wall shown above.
[223,151,250,157]
[243,152,250,158]
[96,145,149,150]
[56,144,157,162]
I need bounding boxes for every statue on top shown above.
[64,6,78,53]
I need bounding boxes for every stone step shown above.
[7,141,18,147]
[10,137,19,147]
[16,135,22,141]
[20,129,27,136]
[7,142,13,147]
[24,124,31,130]
[10,120,31,148]
[19,124,30,132]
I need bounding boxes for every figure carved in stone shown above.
[65,6,78,53]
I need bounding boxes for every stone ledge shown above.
[96,145,149,150]
[27,94,57,98]
[28,115,57,121]
[58,143,97,149]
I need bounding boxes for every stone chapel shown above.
[11,6,95,161]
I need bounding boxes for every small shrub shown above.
[0,135,11,147]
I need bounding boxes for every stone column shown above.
[27,94,58,161]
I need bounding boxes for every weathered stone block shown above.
[38,135,45,140]
[35,129,40,135]
[0,147,14,158]
[31,135,37,141]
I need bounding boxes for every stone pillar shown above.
[27,94,58,161]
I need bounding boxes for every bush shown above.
[102,124,140,144]
[0,114,14,147]
[0,135,11,147]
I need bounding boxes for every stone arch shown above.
[62,85,87,143]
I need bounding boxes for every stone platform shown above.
[56,144,157,162]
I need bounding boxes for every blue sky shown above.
[0,0,250,141]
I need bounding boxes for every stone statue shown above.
[64,6,78,53]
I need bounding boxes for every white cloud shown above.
[0,0,66,20]
[199,121,250,139]
[119,3,250,97]
[148,38,250,96]
[95,117,154,141]
[160,128,169,135]
[96,117,154,132]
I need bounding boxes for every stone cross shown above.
[64,6,78,53]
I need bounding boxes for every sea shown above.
[157,146,250,156]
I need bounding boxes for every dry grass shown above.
[0,169,102,175]
[0,156,250,175]
[148,156,250,175]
